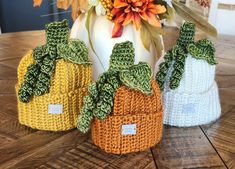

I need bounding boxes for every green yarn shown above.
[78,71,121,133]
[109,41,135,71]
[169,46,187,89]
[120,62,153,95]
[187,39,217,65]
[45,20,69,56]
[18,20,90,103]
[18,64,40,103]
[156,22,217,91]
[156,49,174,91]
[176,22,195,50]
[93,71,121,119]
[77,41,153,133]
[57,39,91,64]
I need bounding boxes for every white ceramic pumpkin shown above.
[70,14,164,80]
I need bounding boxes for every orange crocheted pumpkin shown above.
[77,41,163,154]
[91,80,163,154]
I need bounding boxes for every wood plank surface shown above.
[152,126,226,169]
[0,28,234,169]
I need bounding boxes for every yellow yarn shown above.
[16,51,91,131]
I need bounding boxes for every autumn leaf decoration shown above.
[33,0,88,21]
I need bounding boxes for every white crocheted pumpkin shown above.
[70,14,164,80]
[156,53,221,127]
[155,21,221,127]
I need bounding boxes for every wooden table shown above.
[0,29,234,169]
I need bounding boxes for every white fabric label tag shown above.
[48,104,63,114]
[183,103,195,114]
[121,124,136,135]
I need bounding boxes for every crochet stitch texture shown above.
[91,80,163,154]
[77,41,163,154]
[156,22,217,91]
[155,21,221,127]
[77,41,154,133]
[18,20,70,102]
[16,20,92,131]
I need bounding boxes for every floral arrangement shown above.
[33,0,216,57]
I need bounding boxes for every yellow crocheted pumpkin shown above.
[16,50,91,131]
[16,20,92,131]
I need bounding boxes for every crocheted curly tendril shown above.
[188,39,217,65]
[18,20,69,102]
[57,39,91,64]
[155,22,195,91]
[120,62,153,95]
[155,48,174,91]
[169,45,187,89]
[77,71,121,133]
[18,64,40,103]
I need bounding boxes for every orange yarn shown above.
[91,80,163,154]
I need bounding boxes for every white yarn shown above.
[156,54,221,127]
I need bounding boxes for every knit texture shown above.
[78,41,163,154]
[16,20,92,131]
[155,22,221,127]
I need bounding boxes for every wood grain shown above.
[151,126,226,169]
[0,28,234,168]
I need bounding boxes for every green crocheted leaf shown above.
[57,39,91,64]
[188,39,217,65]
[120,62,153,95]
[109,41,135,71]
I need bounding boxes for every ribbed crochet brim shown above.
[16,86,88,131]
[163,82,221,127]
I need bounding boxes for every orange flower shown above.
[111,0,166,37]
